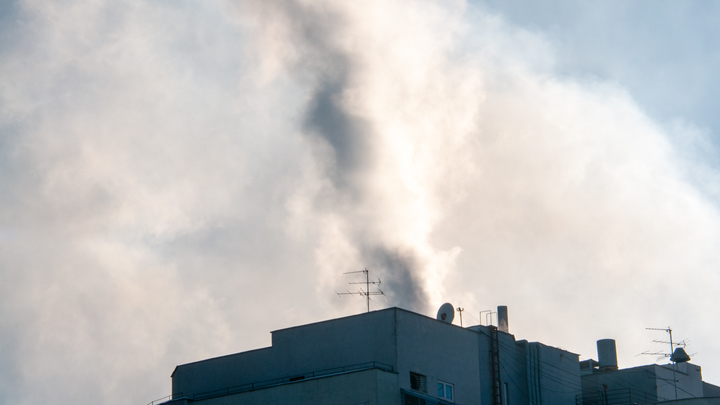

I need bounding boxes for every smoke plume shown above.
[1,1,720,405]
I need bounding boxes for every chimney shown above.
[597,339,618,372]
[497,306,509,333]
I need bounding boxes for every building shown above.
[579,339,720,405]
[155,306,720,405]
[162,306,580,405]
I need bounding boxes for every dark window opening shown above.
[410,372,427,393]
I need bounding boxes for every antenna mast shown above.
[336,268,385,312]
[645,326,683,400]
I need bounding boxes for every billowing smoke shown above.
[1,1,720,405]
[235,0,481,312]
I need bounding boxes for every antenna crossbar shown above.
[336,268,386,313]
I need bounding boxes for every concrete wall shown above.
[655,363,704,401]
[582,365,659,403]
[172,309,400,398]
[186,368,400,405]
[581,363,706,404]
[536,343,581,405]
[171,307,583,405]
[496,331,529,405]
[704,382,720,397]
[471,328,580,405]
[171,347,278,398]
[173,308,491,403]
[395,309,482,405]
[270,309,399,376]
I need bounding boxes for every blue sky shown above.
[478,0,720,147]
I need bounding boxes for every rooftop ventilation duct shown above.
[497,306,509,333]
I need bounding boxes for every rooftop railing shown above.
[146,393,183,405]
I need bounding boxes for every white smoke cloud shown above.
[236,0,485,312]
[1,0,720,404]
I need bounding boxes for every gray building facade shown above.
[164,307,580,405]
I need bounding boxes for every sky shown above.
[1,1,720,404]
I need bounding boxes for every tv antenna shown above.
[457,307,465,327]
[640,326,689,359]
[336,268,386,312]
[641,326,691,400]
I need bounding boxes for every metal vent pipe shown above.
[497,306,509,333]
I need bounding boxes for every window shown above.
[410,372,427,393]
[438,381,454,402]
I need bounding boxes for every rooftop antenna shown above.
[643,326,690,400]
[336,268,385,313]
[457,307,465,327]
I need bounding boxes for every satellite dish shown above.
[436,303,455,324]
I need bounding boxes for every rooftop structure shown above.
[579,339,720,405]
[163,306,579,405]
[153,306,720,405]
